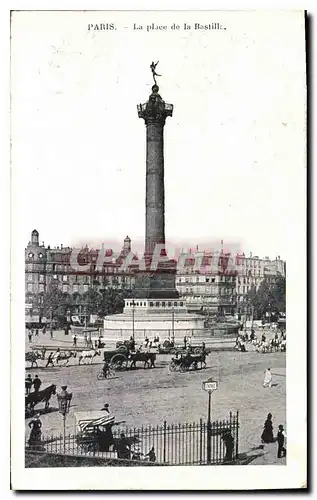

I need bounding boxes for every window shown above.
[168,302,172,307]
[39,275,44,282]
[206,278,210,283]
[27,263,33,271]
[27,283,33,292]
[174,301,178,306]
[155,302,160,307]
[162,302,166,307]
[73,284,79,292]
[62,284,68,292]
[83,284,88,292]
[149,302,154,307]
[211,277,215,283]
[27,273,32,282]
[39,284,44,292]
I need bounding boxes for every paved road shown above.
[25,331,286,456]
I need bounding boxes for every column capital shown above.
[137,85,173,126]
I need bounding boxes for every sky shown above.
[11,11,306,260]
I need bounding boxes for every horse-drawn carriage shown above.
[169,352,208,372]
[159,340,210,355]
[102,346,156,373]
[75,412,148,460]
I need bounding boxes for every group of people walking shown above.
[261,413,287,458]
[27,326,54,343]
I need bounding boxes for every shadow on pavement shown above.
[25,406,60,420]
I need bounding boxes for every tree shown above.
[42,289,71,326]
[246,275,286,320]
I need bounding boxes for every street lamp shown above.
[131,299,136,340]
[202,378,218,465]
[57,385,73,454]
[171,306,175,343]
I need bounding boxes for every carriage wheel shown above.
[118,345,128,353]
[169,361,177,372]
[194,348,201,354]
[170,349,176,355]
[180,364,188,373]
[97,370,105,380]
[110,354,128,371]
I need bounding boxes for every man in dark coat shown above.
[32,375,42,392]
[276,424,287,458]
[25,374,33,395]
[116,433,131,459]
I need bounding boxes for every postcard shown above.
[10,8,307,490]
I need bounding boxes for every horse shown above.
[55,351,77,366]
[78,349,101,365]
[25,384,57,414]
[129,352,156,369]
[25,351,42,368]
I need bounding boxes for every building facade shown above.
[25,230,285,319]
[235,253,286,314]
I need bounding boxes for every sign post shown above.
[202,378,218,464]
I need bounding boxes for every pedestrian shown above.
[42,326,46,335]
[261,413,275,444]
[28,414,42,449]
[262,333,266,343]
[94,340,98,349]
[25,374,33,395]
[263,368,272,388]
[276,424,287,458]
[130,336,135,352]
[35,328,39,337]
[72,334,77,347]
[146,446,156,462]
[101,403,110,413]
[32,375,42,392]
[28,331,32,343]
[46,352,54,367]
[184,335,187,349]
[222,430,234,463]
[50,328,53,339]
[116,432,131,459]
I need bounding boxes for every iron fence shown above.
[26,412,239,466]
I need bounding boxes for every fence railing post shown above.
[199,418,203,465]
[163,420,167,463]
[235,411,239,458]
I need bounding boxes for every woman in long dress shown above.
[28,414,42,448]
[261,413,274,443]
[263,368,272,388]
